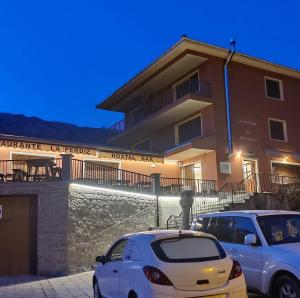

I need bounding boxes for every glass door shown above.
[242,159,258,192]
[182,162,202,193]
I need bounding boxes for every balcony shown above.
[164,135,216,161]
[108,80,212,145]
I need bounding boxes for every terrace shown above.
[0,157,216,196]
[0,156,298,200]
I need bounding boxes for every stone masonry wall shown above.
[0,181,69,276]
[67,183,157,274]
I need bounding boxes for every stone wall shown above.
[0,181,69,276]
[67,183,157,274]
[0,181,184,275]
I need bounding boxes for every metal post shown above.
[151,173,161,227]
[151,173,161,195]
[179,190,194,230]
[60,154,73,181]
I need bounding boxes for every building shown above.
[1,37,300,277]
[97,36,300,189]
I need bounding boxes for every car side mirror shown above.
[95,255,106,264]
[244,234,257,246]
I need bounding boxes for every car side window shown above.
[233,217,258,245]
[106,239,128,262]
[206,217,218,236]
[192,217,209,232]
[215,217,234,243]
[124,240,143,261]
[206,217,233,243]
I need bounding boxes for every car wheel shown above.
[93,281,102,298]
[275,275,300,298]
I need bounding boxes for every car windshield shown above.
[257,214,300,245]
[151,236,226,263]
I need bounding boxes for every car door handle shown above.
[113,269,118,273]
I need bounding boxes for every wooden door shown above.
[0,196,37,276]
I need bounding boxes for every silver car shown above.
[191,210,300,298]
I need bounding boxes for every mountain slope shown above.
[0,113,111,145]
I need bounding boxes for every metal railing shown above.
[166,212,182,230]
[109,80,212,136]
[71,159,153,193]
[110,119,126,136]
[166,173,300,228]
[160,177,216,195]
[0,158,62,182]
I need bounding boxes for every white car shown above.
[93,230,247,298]
[191,210,300,298]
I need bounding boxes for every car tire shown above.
[274,275,300,298]
[93,281,102,298]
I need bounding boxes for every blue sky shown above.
[0,0,299,128]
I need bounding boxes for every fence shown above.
[71,159,153,193]
[166,173,300,229]
[0,158,62,182]
[160,177,216,195]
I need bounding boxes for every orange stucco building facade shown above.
[97,37,300,189]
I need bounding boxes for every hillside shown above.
[0,113,111,145]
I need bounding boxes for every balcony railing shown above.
[109,80,212,137]
[71,159,153,193]
[0,159,62,182]
[160,177,216,195]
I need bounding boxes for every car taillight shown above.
[228,260,243,280]
[143,266,173,286]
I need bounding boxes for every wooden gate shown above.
[0,195,37,276]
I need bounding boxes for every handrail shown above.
[89,206,153,240]
[166,212,182,230]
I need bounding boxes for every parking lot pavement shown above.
[0,271,264,298]
[0,271,94,298]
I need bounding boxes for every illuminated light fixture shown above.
[151,163,156,168]
[237,151,242,158]
[283,156,289,162]
[70,183,156,199]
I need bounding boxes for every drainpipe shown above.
[224,38,236,158]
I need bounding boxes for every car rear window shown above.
[151,236,226,263]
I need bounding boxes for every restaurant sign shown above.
[0,139,96,155]
[0,139,164,163]
[98,151,164,163]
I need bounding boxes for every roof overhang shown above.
[97,37,300,111]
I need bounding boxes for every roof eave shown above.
[96,37,300,111]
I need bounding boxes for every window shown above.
[174,72,199,100]
[269,119,287,141]
[133,139,151,151]
[176,116,202,145]
[232,217,258,245]
[215,217,234,243]
[151,236,226,263]
[106,239,128,262]
[257,215,300,245]
[204,217,234,243]
[265,77,283,100]
[191,217,210,232]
